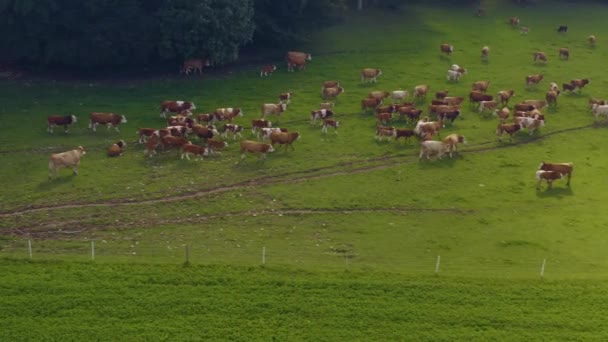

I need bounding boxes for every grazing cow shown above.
[322,87,345,100]
[571,79,590,91]
[206,139,229,155]
[523,99,547,110]
[546,90,560,107]
[181,143,208,161]
[443,96,464,106]
[443,134,467,158]
[47,115,77,134]
[538,162,573,186]
[180,58,210,75]
[509,17,520,26]
[260,64,277,77]
[446,70,463,81]
[89,112,127,132]
[286,51,312,72]
[397,107,422,122]
[376,112,392,125]
[440,43,454,56]
[414,85,430,101]
[191,124,218,140]
[481,46,490,61]
[48,146,87,180]
[160,101,196,119]
[472,80,490,93]
[361,68,383,83]
[322,119,339,134]
[391,90,409,103]
[376,126,395,141]
[361,97,382,112]
[478,100,498,114]
[497,90,515,107]
[536,171,565,190]
[436,90,449,100]
[214,108,243,123]
[533,52,547,64]
[526,74,544,86]
[261,103,287,119]
[559,48,569,60]
[469,91,493,105]
[221,124,244,140]
[108,140,126,157]
[549,82,559,92]
[368,90,390,101]
[239,140,274,162]
[589,35,597,47]
[394,128,415,143]
[269,131,300,152]
[320,102,334,110]
[557,25,568,33]
[251,119,272,135]
[419,141,449,160]
[514,103,536,112]
[137,128,156,143]
[520,26,529,35]
[562,83,576,93]
[494,107,510,121]
[311,109,334,125]
[496,122,521,142]
[279,92,294,105]
[592,104,608,122]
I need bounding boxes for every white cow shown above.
[48,146,87,180]
[592,104,608,122]
[419,141,449,160]
[446,70,463,81]
[391,90,409,103]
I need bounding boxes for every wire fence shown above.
[2,238,608,279]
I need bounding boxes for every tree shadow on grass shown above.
[535,186,574,198]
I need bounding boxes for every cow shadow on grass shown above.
[535,186,574,198]
[416,155,459,169]
[37,176,76,190]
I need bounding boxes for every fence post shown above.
[262,246,266,265]
[540,258,546,278]
[185,245,190,264]
[28,239,32,259]
[91,240,95,261]
[435,255,441,274]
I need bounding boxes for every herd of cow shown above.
[46,17,596,190]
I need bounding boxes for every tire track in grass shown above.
[0,123,599,217]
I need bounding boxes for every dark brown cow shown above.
[440,43,454,55]
[239,140,275,162]
[562,83,576,93]
[181,143,208,161]
[469,91,493,104]
[47,115,77,134]
[559,48,569,60]
[89,113,127,132]
[571,79,590,90]
[160,101,196,119]
[438,110,461,125]
[546,90,560,107]
[496,122,521,142]
[191,124,218,140]
[214,108,243,123]
[394,128,415,143]
[286,51,312,72]
[538,162,573,186]
[269,131,300,152]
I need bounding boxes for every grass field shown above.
[3,1,608,339]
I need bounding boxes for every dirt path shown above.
[0,123,597,218]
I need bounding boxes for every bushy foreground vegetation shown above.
[2,260,608,341]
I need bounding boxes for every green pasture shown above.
[2,1,608,280]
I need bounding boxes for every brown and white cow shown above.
[361,68,383,83]
[416,118,444,138]
[161,135,191,151]
[190,124,218,141]
[496,122,521,142]
[481,46,490,61]
[533,52,547,64]
[260,127,288,141]
[260,64,277,77]
[322,87,345,100]
[546,90,560,107]
[89,113,127,132]
[478,100,498,114]
[269,131,300,152]
[526,74,544,87]
[286,51,312,72]
[214,108,243,123]
[160,101,196,119]
[469,91,493,105]
[536,170,565,190]
[497,90,515,107]
[494,107,510,121]
[589,98,607,109]
[47,115,77,134]
[472,80,490,93]
[196,113,214,124]
[261,103,287,120]
[321,119,339,134]
[443,134,467,158]
[375,112,392,126]
[368,90,390,102]
[394,128,415,143]
[571,79,590,91]
[520,26,529,35]
[107,140,126,157]
[311,109,334,125]
[137,128,156,143]
[221,124,244,140]
[509,17,520,26]
[559,48,569,60]
[436,90,449,100]
[180,58,210,75]
[419,140,449,160]
[562,83,576,93]
[376,126,395,141]
[181,143,208,161]
[362,97,383,112]
[206,139,229,156]
[48,146,86,180]
[589,34,597,47]
[523,99,547,110]
[549,82,559,92]
[251,119,272,135]
[414,85,430,101]
[514,103,536,112]
[440,43,454,56]
[144,134,161,157]
[538,162,573,186]
[279,92,294,104]
[515,116,544,135]
[239,140,275,162]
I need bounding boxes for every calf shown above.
[311,109,334,125]
[440,43,454,56]
[446,70,463,82]
[536,170,564,190]
[419,141,449,160]
[260,64,277,77]
[321,119,339,134]
[47,115,77,134]
[538,162,573,186]
[360,68,382,83]
[239,140,274,162]
[509,17,520,26]
[48,146,87,180]
[107,140,126,157]
[269,131,300,152]
[559,48,569,60]
[89,112,127,132]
